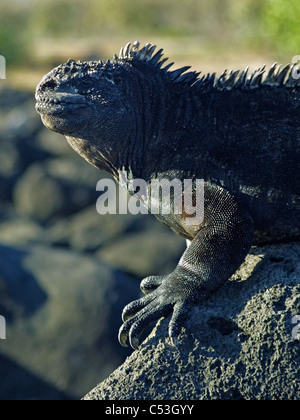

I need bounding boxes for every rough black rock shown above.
[84,242,300,400]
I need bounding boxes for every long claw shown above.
[119,302,157,348]
[170,336,179,347]
[118,322,130,347]
[122,294,154,322]
[119,298,173,349]
[128,308,164,349]
[168,303,189,344]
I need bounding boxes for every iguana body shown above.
[36,42,300,349]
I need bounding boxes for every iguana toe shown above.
[119,274,196,349]
[140,275,164,294]
[118,300,172,349]
[121,294,154,322]
[168,302,190,346]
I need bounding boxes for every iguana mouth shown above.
[36,92,88,116]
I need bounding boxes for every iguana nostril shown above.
[42,78,57,91]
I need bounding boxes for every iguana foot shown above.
[118,273,201,349]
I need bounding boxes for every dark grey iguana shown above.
[36,42,300,349]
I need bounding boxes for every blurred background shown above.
[0,0,299,400]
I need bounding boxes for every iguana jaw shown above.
[35,90,92,135]
[36,91,88,116]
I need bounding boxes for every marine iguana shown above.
[36,42,300,349]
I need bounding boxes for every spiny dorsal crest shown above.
[116,41,300,91]
[117,41,200,86]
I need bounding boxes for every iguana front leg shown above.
[119,185,254,349]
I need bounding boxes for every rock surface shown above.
[13,158,101,223]
[84,242,300,401]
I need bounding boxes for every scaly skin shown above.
[36,42,300,349]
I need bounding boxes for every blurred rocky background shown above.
[0,0,299,400]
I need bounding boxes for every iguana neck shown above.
[115,68,173,183]
[140,85,206,181]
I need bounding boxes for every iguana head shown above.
[35,41,202,176]
[36,55,139,174]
